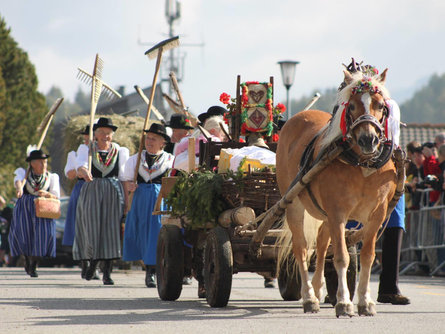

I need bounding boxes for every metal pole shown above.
[286,87,291,120]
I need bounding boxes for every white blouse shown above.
[76,143,129,181]
[14,167,61,198]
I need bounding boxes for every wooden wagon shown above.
[153,77,359,308]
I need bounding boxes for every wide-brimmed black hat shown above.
[144,123,171,142]
[26,149,50,162]
[167,114,194,130]
[198,105,226,124]
[93,117,118,131]
[79,125,90,135]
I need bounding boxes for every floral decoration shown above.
[219,81,286,136]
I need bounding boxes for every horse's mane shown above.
[319,71,391,151]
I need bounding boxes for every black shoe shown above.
[145,271,156,288]
[81,261,88,279]
[28,260,38,278]
[24,256,31,275]
[264,278,275,288]
[377,294,410,305]
[85,260,98,281]
[198,281,206,298]
[102,260,114,285]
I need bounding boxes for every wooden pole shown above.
[128,48,164,208]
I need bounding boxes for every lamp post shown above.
[278,60,299,120]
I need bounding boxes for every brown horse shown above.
[276,69,398,317]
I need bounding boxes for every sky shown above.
[1,0,445,119]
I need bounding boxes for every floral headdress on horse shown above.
[321,59,391,148]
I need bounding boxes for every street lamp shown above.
[278,60,299,120]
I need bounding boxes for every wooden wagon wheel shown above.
[204,226,233,307]
[323,245,358,306]
[156,225,184,301]
[277,254,302,301]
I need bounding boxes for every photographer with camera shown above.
[421,142,441,205]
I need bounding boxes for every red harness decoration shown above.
[340,102,349,139]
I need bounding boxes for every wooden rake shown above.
[77,54,122,172]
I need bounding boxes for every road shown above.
[1,266,444,333]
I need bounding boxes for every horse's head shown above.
[341,69,389,156]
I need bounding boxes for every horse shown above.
[276,68,400,317]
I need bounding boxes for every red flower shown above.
[276,103,286,113]
[219,92,231,104]
[272,134,279,142]
[185,118,190,123]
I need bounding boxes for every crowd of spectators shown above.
[404,132,445,275]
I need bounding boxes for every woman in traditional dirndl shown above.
[122,123,174,287]
[63,125,96,279]
[73,117,129,285]
[9,149,60,277]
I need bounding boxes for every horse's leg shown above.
[287,201,320,313]
[328,219,354,317]
[312,221,330,301]
[357,223,380,316]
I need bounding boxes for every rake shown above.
[76,54,122,172]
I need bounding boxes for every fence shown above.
[400,189,445,276]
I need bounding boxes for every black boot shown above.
[145,265,156,288]
[85,260,98,281]
[377,227,410,305]
[102,260,114,285]
[24,255,31,275]
[28,257,39,278]
[81,260,88,279]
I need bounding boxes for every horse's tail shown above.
[276,210,323,277]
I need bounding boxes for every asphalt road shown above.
[1,266,445,334]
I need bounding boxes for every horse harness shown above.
[291,126,404,219]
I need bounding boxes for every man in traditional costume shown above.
[73,117,129,285]
[9,149,60,277]
[164,114,194,154]
[122,123,174,287]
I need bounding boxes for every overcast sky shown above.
[1,0,445,118]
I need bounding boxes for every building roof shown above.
[400,123,445,149]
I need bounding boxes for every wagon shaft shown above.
[235,145,345,258]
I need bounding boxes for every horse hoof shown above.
[303,300,320,313]
[335,302,354,318]
[358,302,376,316]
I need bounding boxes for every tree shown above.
[289,87,337,117]
[400,73,445,123]
[0,17,47,200]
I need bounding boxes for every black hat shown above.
[198,106,226,124]
[79,125,90,135]
[93,117,118,131]
[26,149,50,162]
[144,123,171,142]
[167,114,194,130]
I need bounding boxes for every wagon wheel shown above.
[278,255,302,301]
[156,225,184,301]
[324,245,357,306]
[204,226,233,307]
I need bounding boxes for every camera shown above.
[416,174,440,189]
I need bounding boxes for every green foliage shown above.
[0,17,47,200]
[166,170,231,229]
[400,73,445,123]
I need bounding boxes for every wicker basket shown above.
[221,172,281,214]
[34,197,61,219]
